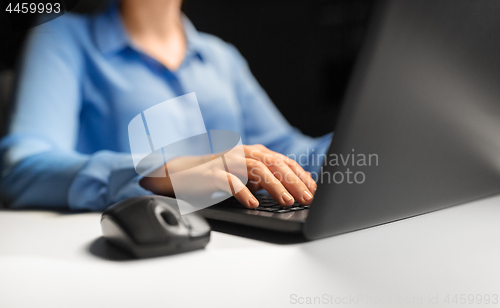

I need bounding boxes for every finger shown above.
[255,146,317,196]
[246,180,262,193]
[283,157,317,194]
[228,173,260,209]
[246,158,295,206]
[212,170,259,209]
[247,151,314,205]
[226,149,312,196]
[265,156,313,205]
[245,146,315,191]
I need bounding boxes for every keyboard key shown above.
[256,195,274,200]
[259,202,277,207]
[220,195,310,212]
[275,209,292,213]
[256,207,279,212]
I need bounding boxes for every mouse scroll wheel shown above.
[160,211,179,226]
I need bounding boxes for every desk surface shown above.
[1,195,500,308]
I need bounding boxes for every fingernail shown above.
[282,192,294,205]
[303,190,313,202]
[311,185,317,194]
[249,196,259,208]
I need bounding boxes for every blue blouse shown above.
[0,5,332,211]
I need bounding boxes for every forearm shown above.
[0,151,87,208]
[0,149,153,211]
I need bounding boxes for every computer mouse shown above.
[101,195,211,258]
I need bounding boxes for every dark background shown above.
[0,0,374,137]
[182,0,374,137]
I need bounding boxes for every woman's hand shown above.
[140,144,316,209]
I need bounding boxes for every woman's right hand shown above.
[140,144,316,209]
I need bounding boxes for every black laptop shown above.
[199,0,500,240]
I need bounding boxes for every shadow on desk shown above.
[88,237,136,261]
[0,205,85,215]
[88,219,308,262]
[206,219,308,245]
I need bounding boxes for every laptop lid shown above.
[304,0,500,239]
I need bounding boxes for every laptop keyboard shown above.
[224,194,310,213]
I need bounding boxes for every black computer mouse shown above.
[101,195,211,258]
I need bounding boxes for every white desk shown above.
[1,195,500,308]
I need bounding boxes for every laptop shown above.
[199,0,500,240]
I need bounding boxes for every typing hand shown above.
[140,144,316,209]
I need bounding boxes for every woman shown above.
[0,0,331,211]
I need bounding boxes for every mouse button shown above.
[116,202,168,245]
[160,211,179,226]
[179,215,192,229]
[182,214,211,238]
[153,204,190,236]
